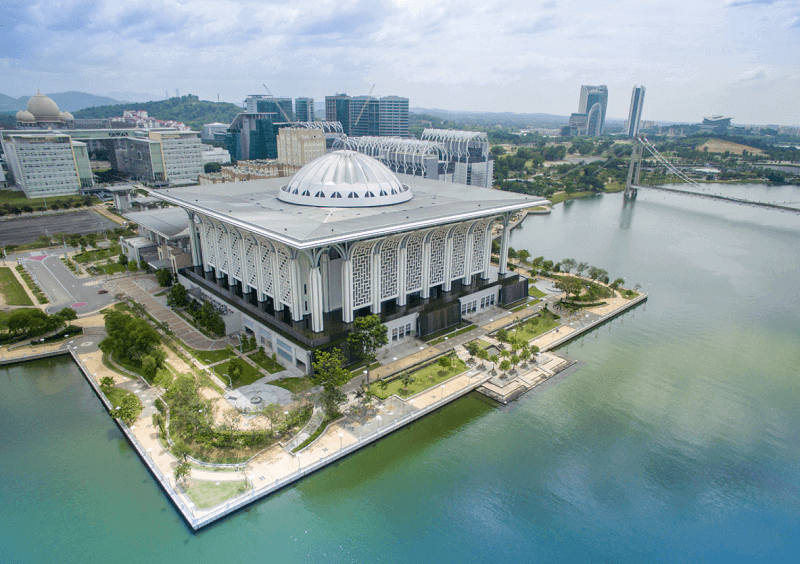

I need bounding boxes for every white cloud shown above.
[2,0,799,124]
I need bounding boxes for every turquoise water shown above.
[2,187,800,562]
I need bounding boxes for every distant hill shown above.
[74,95,242,130]
[410,107,569,128]
[0,91,126,113]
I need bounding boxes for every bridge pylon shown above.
[625,136,644,198]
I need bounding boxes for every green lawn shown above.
[270,376,315,394]
[183,478,247,509]
[621,290,640,299]
[247,350,285,373]
[103,386,143,419]
[88,262,127,275]
[507,317,561,343]
[548,191,595,205]
[189,346,233,365]
[475,339,493,349]
[370,357,468,399]
[0,267,34,306]
[0,189,98,210]
[528,286,546,298]
[73,248,116,263]
[214,359,264,388]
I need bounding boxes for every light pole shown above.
[338,432,343,450]
[297,453,301,471]
[439,384,445,401]
[376,415,382,430]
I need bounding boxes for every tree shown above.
[516,249,530,264]
[400,370,415,392]
[490,145,506,156]
[118,253,129,266]
[561,258,577,273]
[204,162,223,173]
[476,347,489,368]
[167,283,188,308]
[519,347,530,366]
[507,247,517,260]
[555,279,582,300]
[312,348,351,417]
[496,328,509,342]
[347,315,388,384]
[172,439,191,461]
[437,355,451,378]
[489,354,499,373]
[610,277,625,291]
[174,462,191,485]
[100,310,161,366]
[575,262,588,276]
[110,394,140,425]
[529,344,540,363]
[499,359,511,377]
[7,309,59,336]
[100,376,114,388]
[465,341,480,364]
[55,307,78,322]
[139,259,148,271]
[156,269,173,287]
[510,354,520,372]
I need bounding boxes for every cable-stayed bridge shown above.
[624,137,800,213]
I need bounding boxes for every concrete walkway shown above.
[105,276,228,351]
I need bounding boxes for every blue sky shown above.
[1,0,799,125]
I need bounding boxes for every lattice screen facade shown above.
[201,218,217,269]
[380,237,400,300]
[405,232,424,292]
[275,244,292,304]
[215,223,229,274]
[428,227,448,285]
[450,223,468,280]
[258,237,275,298]
[351,242,374,308]
[244,236,259,290]
[229,230,243,282]
[471,219,491,275]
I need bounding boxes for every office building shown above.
[378,96,409,137]
[152,150,543,372]
[202,123,231,143]
[349,96,380,137]
[578,85,608,136]
[277,128,326,167]
[1,133,92,197]
[626,86,646,138]
[420,129,494,188]
[325,94,352,135]
[245,95,294,121]
[294,98,314,123]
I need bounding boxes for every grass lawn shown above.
[475,339,493,349]
[183,478,247,509]
[528,286,546,298]
[621,290,640,299]
[0,267,34,306]
[548,191,595,205]
[73,248,117,263]
[190,346,233,365]
[0,189,98,209]
[102,386,143,419]
[214,359,264,388]
[89,262,127,275]
[271,376,315,394]
[508,317,561,343]
[247,350,285,373]
[370,357,468,400]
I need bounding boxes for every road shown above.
[0,210,120,246]
[14,250,116,314]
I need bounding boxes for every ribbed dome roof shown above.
[59,111,74,121]
[277,150,412,208]
[27,90,61,121]
[16,110,36,123]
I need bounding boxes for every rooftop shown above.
[122,207,190,239]
[152,174,547,249]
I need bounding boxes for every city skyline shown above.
[3,0,800,125]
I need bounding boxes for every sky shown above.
[1,0,799,125]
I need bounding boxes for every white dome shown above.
[27,90,61,121]
[277,150,412,208]
[16,110,35,123]
[60,111,74,121]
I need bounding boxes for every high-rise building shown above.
[626,86,646,138]
[326,94,351,135]
[349,96,380,137]
[378,96,409,137]
[277,128,325,167]
[294,98,314,123]
[1,133,92,197]
[245,95,294,122]
[578,85,608,136]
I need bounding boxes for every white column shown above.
[421,237,432,299]
[463,229,474,286]
[289,257,303,322]
[371,248,381,314]
[309,267,324,333]
[342,258,353,323]
[397,244,408,306]
[255,240,266,301]
[188,214,201,267]
[499,219,511,275]
[271,250,283,312]
[482,223,494,280]
[443,233,453,292]
[320,253,330,313]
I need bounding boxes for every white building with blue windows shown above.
[153,150,545,373]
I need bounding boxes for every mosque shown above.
[14,90,75,126]
[154,150,547,372]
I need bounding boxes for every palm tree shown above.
[529,344,540,364]
[519,347,531,366]
[465,341,480,364]
[476,347,489,368]
[499,360,511,378]
[489,354,499,374]
[510,354,519,373]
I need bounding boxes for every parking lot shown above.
[0,210,120,246]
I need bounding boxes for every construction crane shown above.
[262,83,294,123]
[352,83,376,132]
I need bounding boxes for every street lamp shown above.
[439,385,445,401]
[297,453,301,471]
[376,415,382,430]
[338,432,343,449]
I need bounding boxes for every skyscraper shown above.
[349,96,380,137]
[325,94,351,135]
[626,86,646,138]
[578,85,608,136]
[378,96,409,137]
[245,95,294,122]
[294,98,314,123]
